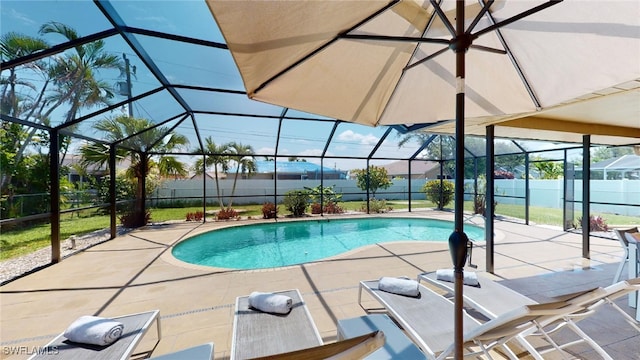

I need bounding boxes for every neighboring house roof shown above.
[190,172,228,180]
[194,161,347,179]
[254,161,346,176]
[590,154,640,171]
[61,154,131,174]
[380,160,439,176]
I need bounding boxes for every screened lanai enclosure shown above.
[1,0,639,278]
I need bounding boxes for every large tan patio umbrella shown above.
[206,0,640,357]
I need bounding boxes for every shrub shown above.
[217,208,239,220]
[360,199,392,213]
[310,202,322,214]
[324,201,344,214]
[305,185,343,204]
[494,170,515,179]
[262,202,278,219]
[185,211,204,221]
[283,190,310,217]
[473,193,497,216]
[95,175,135,213]
[422,180,454,210]
[119,210,151,228]
[311,201,344,214]
[578,215,609,232]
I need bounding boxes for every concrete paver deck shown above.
[1,211,638,359]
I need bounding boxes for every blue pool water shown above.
[172,217,484,269]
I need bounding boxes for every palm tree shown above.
[40,22,122,123]
[39,22,123,165]
[1,22,125,193]
[80,115,189,227]
[226,142,257,209]
[1,32,49,116]
[1,31,49,191]
[192,137,230,209]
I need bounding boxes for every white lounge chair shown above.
[613,227,639,284]
[28,309,161,360]
[420,272,640,359]
[358,279,579,360]
[249,330,385,360]
[231,289,322,360]
[149,342,214,360]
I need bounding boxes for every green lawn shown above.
[1,200,637,261]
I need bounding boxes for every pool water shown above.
[172,217,484,269]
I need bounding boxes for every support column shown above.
[49,129,61,263]
[582,135,590,259]
[141,152,147,223]
[485,125,495,273]
[202,154,207,222]
[524,153,530,225]
[408,161,412,212]
[109,144,117,239]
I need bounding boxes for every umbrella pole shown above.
[449,1,470,359]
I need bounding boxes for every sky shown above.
[1,1,584,172]
[2,0,422,171]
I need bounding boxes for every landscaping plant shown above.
[422,180,454,210]
[283,190,310,217]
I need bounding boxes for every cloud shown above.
[337,130,379,145]
[298,148,323,157]
[256,147,275,155]
[8,8,36,26]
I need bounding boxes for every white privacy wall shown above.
[153,178,639,216]
[492,179,639,216]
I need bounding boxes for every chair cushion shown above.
[626,232,640,244]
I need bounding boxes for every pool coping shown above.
[160,214,498,273]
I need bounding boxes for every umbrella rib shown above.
[468,44,506,55]
[466,0,495,35]
[339,34,449,45]
[429,0,456,37]
[404,46,449,71]
[472,0,563,39]
[253,0,399,95]
[470,1,564,110]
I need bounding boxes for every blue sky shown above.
[2,1,424,171]
[2,1,573,171]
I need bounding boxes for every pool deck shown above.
[1,210,638,359]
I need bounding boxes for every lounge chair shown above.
[149,342,214,360]
[358,279,579,360]
[28,309,161,360]
[231,289,322,360]
[250,330,385,360]
[613,227,639,284]
[419,272,640,359]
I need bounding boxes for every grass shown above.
[1,210,110,260]
[1,200,637,261]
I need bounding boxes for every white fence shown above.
[493,179,640,216]
[153,178,640,216]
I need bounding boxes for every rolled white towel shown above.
[63,315,124,346]
[435,269,480,287]
[248,292,293,314]
[378,276,420,297]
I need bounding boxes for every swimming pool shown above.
[172,217,484,270]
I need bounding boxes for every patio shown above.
[1,210,638,360]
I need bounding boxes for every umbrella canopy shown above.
[206,0,640,128]
[207,1,639,357]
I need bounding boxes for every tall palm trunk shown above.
[213,165,224,210]
[131,155,148,227]
[227,166,241,209]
